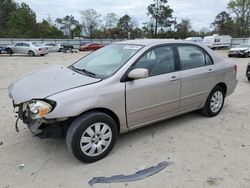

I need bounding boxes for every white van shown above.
[203,34,232,49]
[185,37,203,43]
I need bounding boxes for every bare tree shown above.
[80,8,102,38]
[104,13,118,29]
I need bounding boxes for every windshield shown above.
[72,44,143,78]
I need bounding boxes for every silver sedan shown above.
[7,42,49,56]
[8,39,238,162]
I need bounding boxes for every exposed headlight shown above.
[28,100,53,119]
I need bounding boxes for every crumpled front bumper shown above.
[14,102,68,138]
[16,103,43,135]
[228,51,246,57]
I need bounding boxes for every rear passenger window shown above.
[178,46,210,70]
[133,46,175,76]
[205,54,213,65]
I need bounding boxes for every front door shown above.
[126,45,181,127]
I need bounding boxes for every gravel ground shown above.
[0,51,249,188]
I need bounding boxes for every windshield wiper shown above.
[71,66,96,77]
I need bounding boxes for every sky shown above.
[15,0,231,31]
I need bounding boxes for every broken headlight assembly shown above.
[28,100,55,119]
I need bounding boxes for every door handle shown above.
[170,76,179,82]
[208,68,214,73]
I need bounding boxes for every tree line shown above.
[0,0,249,39]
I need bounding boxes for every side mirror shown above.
[128,68,149,80]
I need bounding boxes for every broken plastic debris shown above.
[88,161,172,185]
[19,163,25,170]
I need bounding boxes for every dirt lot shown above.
[0,51,250,188]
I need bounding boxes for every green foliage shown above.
[147,0,173,38]
[212,11,236,36]
[175,19,192,39]
[37,20,64,38]
[56,15,80,39]
[117,14,133,38]
[228,0,250,37]
[7,3,37,37]
[0,0,66,38]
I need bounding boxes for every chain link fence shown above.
[0,37,249,48]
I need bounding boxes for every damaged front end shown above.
[13,100,69,138]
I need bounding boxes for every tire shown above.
[59,48,62,52]
[7,48,13,55]
[248,77,250,82]
[28,50,35,57]
[66,111,118,163]
[228,54,232,58]
[245,52,250,58]
[201,86,225,117]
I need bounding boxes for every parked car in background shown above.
[228,44,250,57]
[185,37,203,43]
[79,43,104,51]
[43,43,62,52]
[0,46,8,54]
[8,39,237,163]
[61,44,74,50]
[203,34,232,49]
[7,42,49,56]
[246,63,250,81]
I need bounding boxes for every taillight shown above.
[234,64,237,78]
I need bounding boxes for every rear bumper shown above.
[226,79,238,97]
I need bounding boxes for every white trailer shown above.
[203,34,232,49]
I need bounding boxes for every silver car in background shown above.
[42,43,62,52]
[8,39,238,163]
[7,42,49,56]
[228,44,250,57]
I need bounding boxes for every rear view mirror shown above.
[128,68,149,80]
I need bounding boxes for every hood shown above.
[9,65,101,104]
[230,47,249,51]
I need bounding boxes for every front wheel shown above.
[201,86,225,117]
[66,112,118,163]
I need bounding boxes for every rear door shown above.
[126,45,181,127]
[177,44,216,112]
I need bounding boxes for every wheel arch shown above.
[78,108,120,134]
[28,50,35,56]
[215,82,227,95]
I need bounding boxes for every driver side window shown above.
[133,46,175,76]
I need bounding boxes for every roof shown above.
[117,39,190,46]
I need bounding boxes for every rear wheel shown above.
[201,86,225,117]
[245,52,250,58]
[28,50,35,57]
[66,112,118,163]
